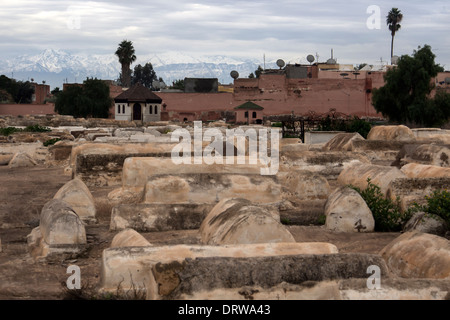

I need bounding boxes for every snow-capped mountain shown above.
[0,49,283,89]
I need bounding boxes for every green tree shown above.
[131,62,157,89]
[170,79,185,91]
[55,78,112,118]
[372,45,449,127]
[386,8,403,61]
[115,40,137,88]
[249,66,263,79]
[0,75,34,104]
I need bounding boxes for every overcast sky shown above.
[0,0,449,68]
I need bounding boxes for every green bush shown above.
[350,178,412,232]
[0,125,51,136]
[24,124,51,132]
[416,190,450,225]
[43,138,60,147]
[0,127,21,136]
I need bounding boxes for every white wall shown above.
[115,103,131,121]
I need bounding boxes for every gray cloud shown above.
[0,0,448,68]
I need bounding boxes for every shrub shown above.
[415,190,450,225]
[0,127,21,136]
[24,124,51,132]
[350,178,412,232]
[43,138,60,147]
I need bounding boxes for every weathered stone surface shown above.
[410,144,450,167]
[394,144,450,168]
[403,212,448,237]
[322,132,365,152]
[0,153,14,166]
[99,243,340,296]
[27,199,86,261]
[281,151,370,179]
[277,170,331,225]
[386,177,450,212]
[122,157,269,188]
[110,203,212,232]
[337,162,407,196]
[53,178,96,223]
[70,143,176,186]
[110,228,152,248]
[339,278,450,300]
[149,253,388,300]
[39,199,86,245]
[380,231,450,279]
[199,198,295,245]
[367,125,416,141]
[401,163,450,178]
[48,141,74,161]
[413,128,450,144]
[280,170,331,201]
[8,152,37,168]
[324,187,375,233]
[107,187,144,206]
[143,174,281,205]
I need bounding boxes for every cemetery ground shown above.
[0,164,400,300]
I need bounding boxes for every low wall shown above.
[304,131,345,145]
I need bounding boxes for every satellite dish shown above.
[230,70,239,80]
[276,59,285,69]
[152,80,161,89]
[391,56,400,65]
[307,55,315,64]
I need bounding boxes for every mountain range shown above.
[0,49,289,89]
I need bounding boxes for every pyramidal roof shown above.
[114,83,162,103]
[234,101,264,110]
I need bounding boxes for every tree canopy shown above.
[55,78,113,118]
[372,45,449,127]
[115,40,137,88]
[249,65,264,78]
[0,75,35,104]
[386,8,403,60]
[131,62,158,89]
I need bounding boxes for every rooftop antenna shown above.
[263,54,266,70]
[315,52,319,62]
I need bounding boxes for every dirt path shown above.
[0,165,401,299]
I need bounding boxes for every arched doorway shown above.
[133,103,142,121]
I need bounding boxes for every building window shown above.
[149,105,153,114]
[117,104,120,114]
[122,105,125,114]
[252,112,257,119]
[155,105,158,114]
[245,111,249,118]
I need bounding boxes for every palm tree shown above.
[115,40,137,87]
[386,8,403,63]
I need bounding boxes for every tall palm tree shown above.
[115,40,136,87]
[386,8,403,63]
